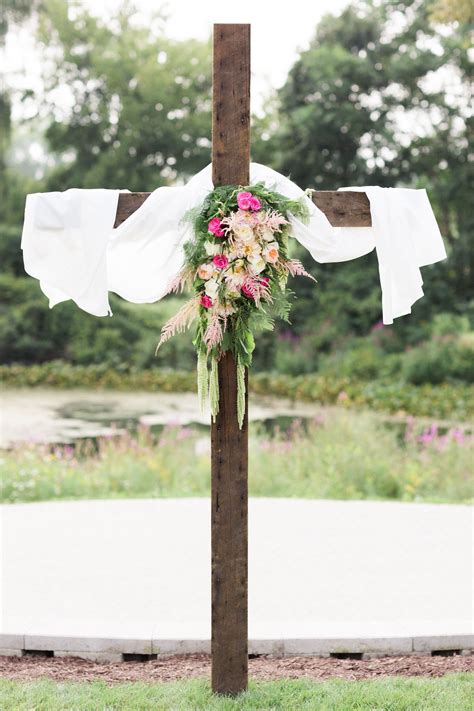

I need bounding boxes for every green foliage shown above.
[402,334,474,385]
[1,0,473,387]
[1,362,473,421]
[36,0,212,191]
[253,0,473,340]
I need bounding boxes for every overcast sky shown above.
[4,0,352,116]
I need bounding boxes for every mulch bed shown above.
[0,653,473,684]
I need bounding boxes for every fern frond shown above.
[271,287,293,322]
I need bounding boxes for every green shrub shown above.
[402,334,474,385]
[318,337,402,380]
[1,362,473,420]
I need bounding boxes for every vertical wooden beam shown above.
[211,23,250,696]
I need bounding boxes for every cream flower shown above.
[261,228,275,242]
[228,245,242,261]
[234,223,254,241]
[263,241,279,263]
[248,256,266,275]
[241,241,261,260]
[204,278,219,299]
[197,262,214,280]
[204,240,221,256]
[227,259,247,285]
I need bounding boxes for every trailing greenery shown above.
[2,411,472,504]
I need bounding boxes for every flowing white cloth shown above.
[21,162,447,324]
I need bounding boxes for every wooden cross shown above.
[114,24,371,696]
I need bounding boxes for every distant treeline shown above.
[1,0,472,383]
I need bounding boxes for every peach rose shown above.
[263,241,279,263]
[197,263,214,280]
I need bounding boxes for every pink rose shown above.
[213,254,229,270]
[241,280,257,299]
[200,294,213,309]
[249,196,261,211]
[237,191,253,210]
[208,217,225,237]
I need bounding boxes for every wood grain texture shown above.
[114,190,371,228]
[211,352,249,695]
[212,24,250,187]
[210,23,250,697]
[312,190,371,227]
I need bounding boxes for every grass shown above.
[2,410,472,504]
[0,675,472,710]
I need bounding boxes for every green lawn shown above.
[0,675,472,710]
[2,410,472,504]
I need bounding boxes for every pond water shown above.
[2,389,468,449]
[0,389,324,447]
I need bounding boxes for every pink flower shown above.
[200,294,213,309]
[259,276,270,287]
[249,196,261,211]
[241,280,257,299]
[237,191,253,210]
[208,217,225,237]
[212,254,229,270]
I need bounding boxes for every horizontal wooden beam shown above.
[311,190,371,227]
[114,189,371,228]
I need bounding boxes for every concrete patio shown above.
[1,498,472,660]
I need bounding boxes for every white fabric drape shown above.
[21,162,447,324]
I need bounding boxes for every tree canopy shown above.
[1,0,472,376]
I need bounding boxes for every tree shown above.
[253,0,473,342]
[37,0,212,191]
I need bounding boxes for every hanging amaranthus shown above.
[157,183,315,428]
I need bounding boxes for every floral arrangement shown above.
[157,183,314,427]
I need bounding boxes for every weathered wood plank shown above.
[312,190,371,227]
[211,24,250,697]
[114,189,371,228]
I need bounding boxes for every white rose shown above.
[248,257,266,275]
[234,224,254,241]
[204,278,219,299]
[242,241,261,260]
[262,228,275,241]
[231,259,246,274]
